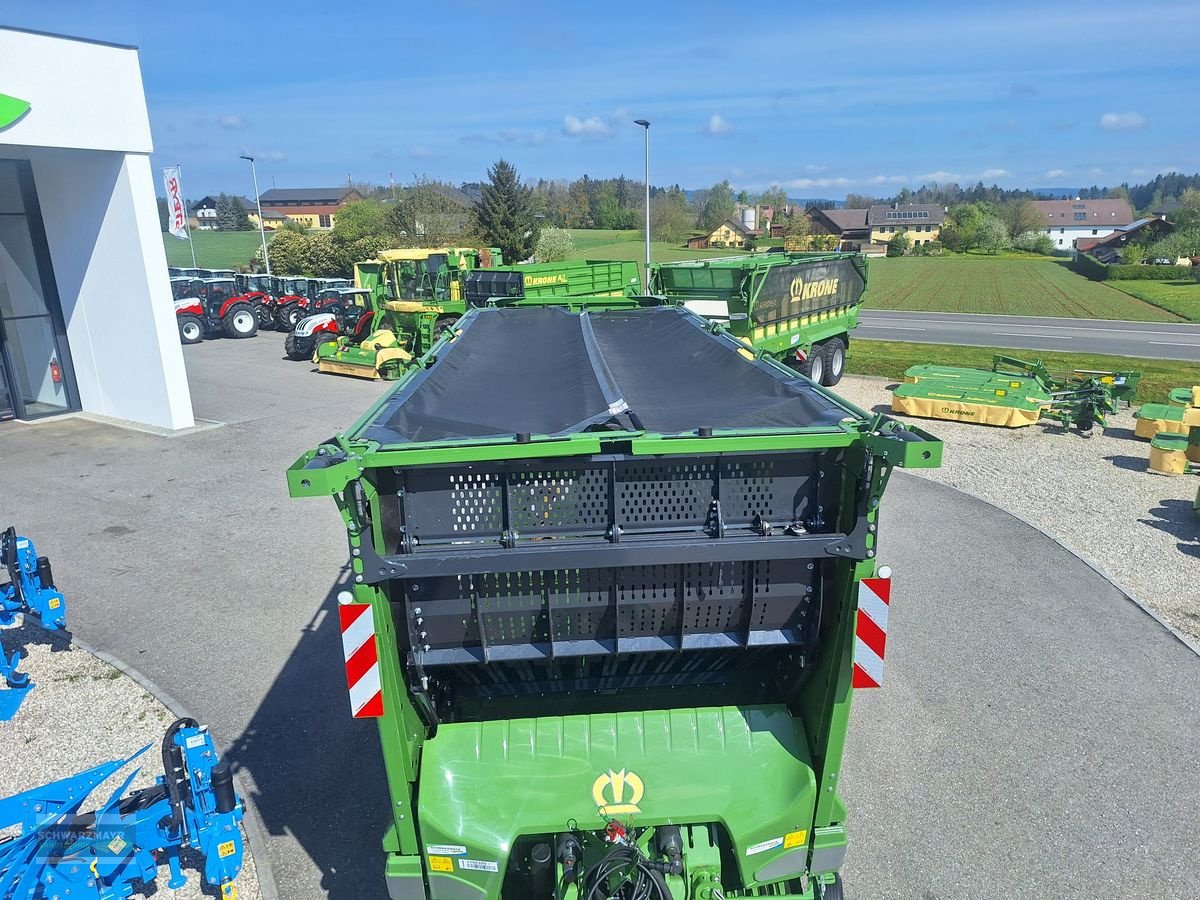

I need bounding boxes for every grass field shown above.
[847,339,1198,404]
[163,231,261,269]
[1104,278,1200,322]
[865,256,1180,322]
[566,229,742,265]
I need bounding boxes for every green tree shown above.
[215,193,238,231]
[1171,187,1200,231]
[756,185,789,213]
[534,227,575,263]
[333,199,389,244]
[279,218,308,234]
[886,231,911,257]
[843,193,877,209]
[259,230,308,274]
[474,159,539,263]
[736,189,750,205]
[697,180,736,232]
[650,188,695,243]
[976,217,1011,254]
[998,199,1042,241]
[303,231,343,276]
[387,178,470,248]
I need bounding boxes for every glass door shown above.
[0,159,77,420]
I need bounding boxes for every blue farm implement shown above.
[0,718,245,899]
[0,527,67,721]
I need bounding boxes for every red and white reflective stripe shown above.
[339,603,384,717]
[852,576,891,689]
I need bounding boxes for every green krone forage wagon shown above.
[289,305,942,899]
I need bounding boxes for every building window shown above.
[1073,212,1087,221]
[319,214,332,228]
[1092,229,1098,235]
[1060,228,1065,234]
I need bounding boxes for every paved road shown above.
[858,309,1200,361]
[1,336,1196,898]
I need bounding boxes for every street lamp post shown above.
[634,119,651,289]
[240,154,270,276]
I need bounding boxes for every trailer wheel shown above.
[794,344,825,385]
[819,873,844,900]
[223,303,259,339]
[177,314,203,345]
[822,338,846,386]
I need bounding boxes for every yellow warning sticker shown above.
[429,855,454,873]
[783,829,808,849]
[218,840,236,858]
[221,884,238,900]
[49,598,61,609]
[107,836,127,854]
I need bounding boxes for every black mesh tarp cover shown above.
[358,307,851,445]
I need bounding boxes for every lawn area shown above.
[1104,279,1200,322]
[865,256,1180,322]
[162,231,262,269]
[566,229,743,265]
[847,338,1199,405]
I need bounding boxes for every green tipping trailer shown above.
[649,252,868,387]
[319,259,641,379]
[289,305,942,899]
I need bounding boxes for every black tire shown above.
[255,303,274,329]
[177,314,203,345]
[822,337,846,387]
[819,874,844,900]
[276,303,303,332]
[793,344,825,384]
[283,331,307,360]
[222,303,259,339]
[433,314,459,341]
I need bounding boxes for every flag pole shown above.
[178,163,198,268]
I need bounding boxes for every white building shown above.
[0,26,193,430]
[1032,199,1135,252]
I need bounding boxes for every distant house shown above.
[1030,199,1134,251]
[866,204,947,247]
[1074,217,1174,263]
[192,195,255,231]
[258,186,363,230]
[807,207,871,250]
[689,217,760,250]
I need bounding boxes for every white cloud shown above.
[804,164,828,173]
[217,114,244,129]
[239,147,286,163]
[1099,111,1147,131]
[408,145,434,159]
[700,114,735,136]
[562,115,612,138]
[980,168,1010,179]
[1043,168,1067,179]
[913,171,962,183]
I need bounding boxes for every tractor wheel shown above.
[283,332,307,361]
[822,337,846,387]
[793,344,825,385]
[255,304,274,329]
[433,315,459,341]
[222,303,259,339]
[277,304,303,332]
[819,874,844,900]
[178,314,203,345]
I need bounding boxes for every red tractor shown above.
[234,274,276,329]
[283,288,376,360]
[274,277,353,332]
[175,277,260,344]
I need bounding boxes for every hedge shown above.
[1105,264,1194,281]
[1071,253,1193,281]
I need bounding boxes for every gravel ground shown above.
[0,618,263,899]
[835,374,1200,643]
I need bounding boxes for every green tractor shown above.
[316,258,641,380]
[290,303,942,899]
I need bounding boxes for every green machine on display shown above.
[648,252,868,387]
[289,304,942,900]
[318,257,642,380]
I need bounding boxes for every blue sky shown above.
[6,1,1198,198]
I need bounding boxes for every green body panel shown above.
[290,307,944,898]
[470,259,642,303]
[650,252,867,363]
[416,706,820,897]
